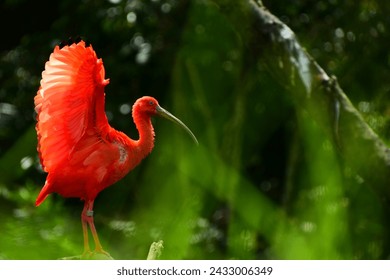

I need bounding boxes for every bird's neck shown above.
[132,110,155,157]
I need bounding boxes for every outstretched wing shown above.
[35,40,110,172]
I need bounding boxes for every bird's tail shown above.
[35,180,51,206]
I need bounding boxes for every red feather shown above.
[35,41,153,206]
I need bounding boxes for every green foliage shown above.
[1,0,390,259]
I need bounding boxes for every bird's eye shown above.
[149,101,154,106]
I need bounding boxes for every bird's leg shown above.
[82,200,112,258]
[81,201,92,256]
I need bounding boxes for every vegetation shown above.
[1,0,390,259]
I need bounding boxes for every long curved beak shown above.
[156,105,199,145]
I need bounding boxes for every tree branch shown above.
[247,0,390,199]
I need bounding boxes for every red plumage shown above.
[35,40,197,258]
[35,41,153,207]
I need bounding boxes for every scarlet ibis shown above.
[34,39,198,258]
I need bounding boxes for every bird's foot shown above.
[80,248,113,260]
[90,248,114,260]
[80,249,94,259]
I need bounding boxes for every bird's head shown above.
[133,96,198,145]
[133,96,160,115]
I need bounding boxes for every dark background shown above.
[1,0,390,259]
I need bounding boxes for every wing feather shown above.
[35,40,110,172]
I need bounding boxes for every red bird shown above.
[34,39,198,258]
